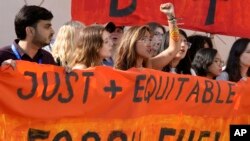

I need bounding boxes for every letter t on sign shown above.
[205,0,217,25]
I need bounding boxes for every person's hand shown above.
[160,3,174,17]
[64,65,72,73]
[1,59,16,70]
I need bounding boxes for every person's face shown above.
[207,53,224,78]
[204,42,210,48]
[32,20,54,47]
[99,30,113,59]
[175,34,189,59]
[151,27,164,56]
[240,43,250,67]
[136,31,152,59]
[110,27,123,46]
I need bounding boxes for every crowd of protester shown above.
[0,3,249,83]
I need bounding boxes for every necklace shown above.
[24,0,45,6]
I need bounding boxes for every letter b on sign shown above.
[230,125,250,141]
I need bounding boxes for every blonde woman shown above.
[52,21,85,68]
[70,25,113,70]
[114,3,181,70]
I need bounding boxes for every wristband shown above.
[167,14,176,21]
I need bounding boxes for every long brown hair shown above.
[114,25,152,70]
[71,25,105,68]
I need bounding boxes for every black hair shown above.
[191,48,218,77]
[147,22,166,34]
[174,34,213,74]
[15,5,53,39]
[162,29,188,73]
[225,38,250,82]
[187,35,213,62]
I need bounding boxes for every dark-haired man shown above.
[0,5,56,67]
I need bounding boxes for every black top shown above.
[0,40,56,65]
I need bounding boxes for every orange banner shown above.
[71,0,250,38]
[0,61,250,140]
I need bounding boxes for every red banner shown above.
[1,61,250,140]
[71,0,250,38]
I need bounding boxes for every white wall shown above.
[0,0,237,62]
[0,0,71,47]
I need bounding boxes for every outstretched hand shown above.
[160,3,174,17]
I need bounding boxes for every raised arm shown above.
[150,3,181,70]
